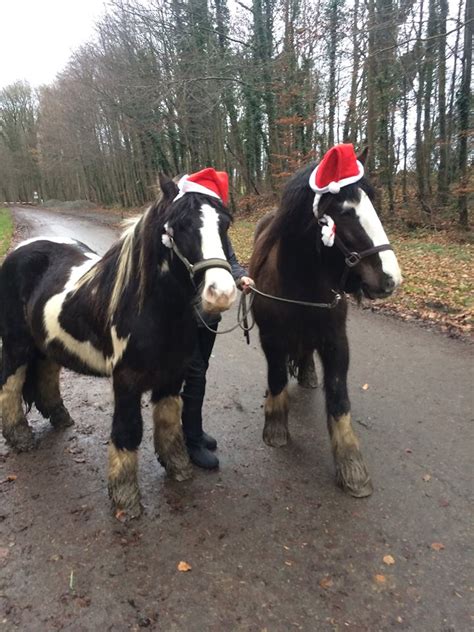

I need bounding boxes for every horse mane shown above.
[76,192,170,322]
[251,163,316,277]
[75,188,232,324]
[251,161,376,279]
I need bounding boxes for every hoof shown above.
[3,422,36,452]
[335,449,373,498]
[263,422,289,447]
[108,482,142,519]
[165,460,193,482]
[113,501,143,521]
[50,406,75,429]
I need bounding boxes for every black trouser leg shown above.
[181,324,217,443]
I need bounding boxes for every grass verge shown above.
[230,218,473,339]
[0,208,13,258]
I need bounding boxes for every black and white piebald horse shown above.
[249,144,402,497]
[0,169,236,517]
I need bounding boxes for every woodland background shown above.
[0,0,471,226]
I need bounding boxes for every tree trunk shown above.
[457,0,472,228]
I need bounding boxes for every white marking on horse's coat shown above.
[346,191,402,287]
[199,204,236,311]
[15,236,79,250]
[43,257,129,375]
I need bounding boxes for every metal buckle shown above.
[345,252,360,267]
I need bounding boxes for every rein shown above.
[194,291,255,337]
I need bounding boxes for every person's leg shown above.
[181,324,219,469]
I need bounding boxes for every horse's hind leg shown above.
[319,332,373,498]
[33,357,74,429]
[261,338,289,447]
[297,351,318,389]
[152,392,192,482]
[0,341,35,451]
[108,376,143,518]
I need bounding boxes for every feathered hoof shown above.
[166,460,194,482]
[108,484,143,520]
[335,449,373,498]
[3,422,36,452]
[113,502,143,522]
[263,421,289,447]
[50,406,75,429]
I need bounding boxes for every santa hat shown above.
[309,144,364,215]
[174,168,229,206]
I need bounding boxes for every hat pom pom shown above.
[328,181,340,194]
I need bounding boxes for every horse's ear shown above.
[358,146,369,166]
[158,173,179,200]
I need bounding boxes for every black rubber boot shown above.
[187,439,219,470]
[202,431,217,451]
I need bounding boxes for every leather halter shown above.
[322,219,393,290]
[166,233,231,283]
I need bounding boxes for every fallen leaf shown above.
[73,457,86,464]
[383,554,395,565]
[422,474,431,482]
[177,561,192,572]
[362,383,369,390]
[374,574,386,584]
[431,542,445,551]
[7,475,17,482]
[405,448,413,454]
[284,560,293,566]
[319,577,333,589]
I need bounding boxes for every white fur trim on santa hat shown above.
[310,160,364,216]
[173,174,222,202]
[309,160,364,195]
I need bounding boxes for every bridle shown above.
[164,232,231,285]
[327,222,394,291]
[247,218,394,313]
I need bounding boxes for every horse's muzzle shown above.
[362,274,397,299]
[201,275,237,313]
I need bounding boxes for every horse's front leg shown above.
[152,390,193,482]
[320,332,373,498]
[108,376,143,518]
[261,337,289,447]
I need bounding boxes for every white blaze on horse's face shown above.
[199,204,237,313]
[345,190,402,289]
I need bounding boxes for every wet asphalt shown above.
[0,207,472,631]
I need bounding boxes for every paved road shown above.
[0,207,472,631]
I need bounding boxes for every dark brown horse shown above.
[249,149,401,497]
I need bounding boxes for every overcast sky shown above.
[0,0,107,89]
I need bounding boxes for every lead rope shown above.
[194,284,342,344]
[194,290,256,338]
